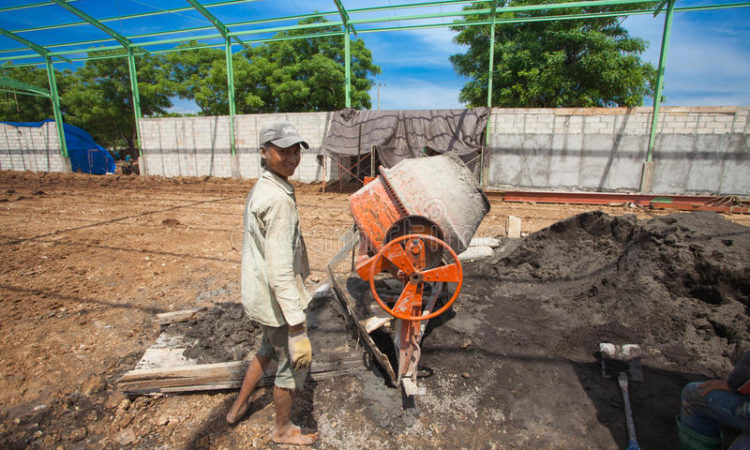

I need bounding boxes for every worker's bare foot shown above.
[225,400,249,425]
[272,424,319,445]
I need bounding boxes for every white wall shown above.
[0,122,69,172]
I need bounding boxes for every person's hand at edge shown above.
[697,379,730,396]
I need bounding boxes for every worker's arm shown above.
[263,197,306,327]
[698,351,750,396]
[728,351,750,394]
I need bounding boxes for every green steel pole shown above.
[45,57,67,159]
[642,0,675,192]
[487,0,497,107]
[647,0,675,162]
[127,47,143,157]
[344,29,351,108]
[482,1,498,187]
[225,37,236,156]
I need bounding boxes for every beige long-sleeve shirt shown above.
[241,169,310,327]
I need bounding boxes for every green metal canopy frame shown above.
[0,0,748,187]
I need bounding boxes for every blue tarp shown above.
[1,119,116,174]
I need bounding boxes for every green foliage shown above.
[1,16,379,155]
[0,64,72,122]
[168,17,380,114]
[63,50,176,153]
[450,1,657,107]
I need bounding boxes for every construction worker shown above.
[225,121,318,446]
[677,350,750,449]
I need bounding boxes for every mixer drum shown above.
[350,152,490,255]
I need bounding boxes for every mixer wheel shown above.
[369,233,462,322]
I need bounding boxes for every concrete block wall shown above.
[487,106,750,195]
[0,122,69,172]
[139,107,749,195]
[140,116,233,178]
[140,112,338,182]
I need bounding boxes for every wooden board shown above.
[119,355,364,395]
[156,309,199,326]
[119,277,367,395]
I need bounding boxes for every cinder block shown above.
[507,215,522,239]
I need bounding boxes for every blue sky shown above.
[1,0,749,112]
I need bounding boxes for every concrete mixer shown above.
[326,152,490,396]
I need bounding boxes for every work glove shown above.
[288,327,312,371]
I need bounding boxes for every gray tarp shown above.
[320,108,490,168]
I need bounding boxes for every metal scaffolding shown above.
[1,0,749,185]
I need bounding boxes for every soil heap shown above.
[480,210,749,374]
[170,303,261,364]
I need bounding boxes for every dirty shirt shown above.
[241,169,311,327]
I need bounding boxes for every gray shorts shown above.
[256,324,308,390]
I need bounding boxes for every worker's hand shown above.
[697,379,730,396]
[288,327,312,371]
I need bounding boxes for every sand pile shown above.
[482,210,749,375]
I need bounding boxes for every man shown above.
[678,351,750,449]
[225,121,318,446]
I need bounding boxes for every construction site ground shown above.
[1,170,749,449]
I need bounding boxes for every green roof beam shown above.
[0,54,48,62]
[0,28,49,56]
[333,0,357,34]
[129,34,224,49]
[0,47,30,54]
[128,25,215,41]
[185,0,252,52]
[228,11,337,29]
[0,87,50,99]
[49,45,126,56]
[0,0,79,13]
[227,20,344,39]
[653,0,669,16]
[50,0,131,48]
[346,0,477,16]
[0,28,71,63]
[349,7,492,26]
[9,0,260,34]
[43,38,117,50]
[672,1,750,12]
[186,0,230,37]
[0,76,51,97]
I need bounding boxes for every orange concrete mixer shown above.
[327,153,490,396]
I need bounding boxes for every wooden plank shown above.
[157,309,199,325]
[361,309,393,333]
[118,356,364,395]
[123,367,366,396]
[402,378,425,396]
[327,267,398,386]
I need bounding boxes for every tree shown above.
[63,50,176,155]
[450,1,656,107]
[0,64,72,122]
[167,17,380,114]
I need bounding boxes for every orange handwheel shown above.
[368,234,463,321]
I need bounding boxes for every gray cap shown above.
[259,121,309,149]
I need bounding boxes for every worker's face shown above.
[261,143,301,180]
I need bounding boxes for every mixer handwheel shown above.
[368,234,463,322]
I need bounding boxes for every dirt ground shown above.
[0,170,748,449]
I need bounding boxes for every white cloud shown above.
[624,9,750,106]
